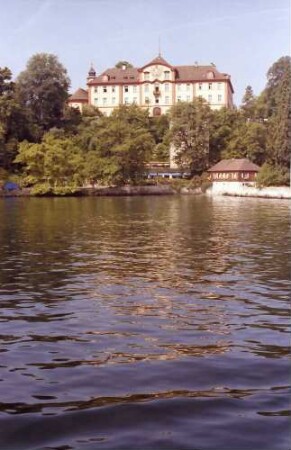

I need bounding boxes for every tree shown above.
[78,105,154,185]
[0,67,29,171]
[222,120,267,165]
[264,57,291,167]
[241,85,256,119]
[209,107,242,165]
[16,53,70,137]
[168,98,212,174]
[115,61,133,69]
[256,163,289,187]
[15,132,84,191]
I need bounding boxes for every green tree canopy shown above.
[115,61,133,69]
[263,56,291,167]
[0,67,30,171]
[15,132,84,191]
[16,53,70,137]
[168,98,213,174]
[77,104,154,185]
[241,85,256,119]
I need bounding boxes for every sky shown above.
[0,0,290,105]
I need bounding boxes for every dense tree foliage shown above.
[115,61,133,69]
[168,98,212,174]
[0,54,290,191]
[17,53,70,138]
[0,67,29,172]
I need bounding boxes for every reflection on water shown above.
[0,196,290,449]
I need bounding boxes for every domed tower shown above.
[87,64,96,82]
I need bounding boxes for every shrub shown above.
[256,163,290,187]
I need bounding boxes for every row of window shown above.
[144,70,171,81]
[212,172,251,180]
[93,82,223,94]
[94,93,223,107]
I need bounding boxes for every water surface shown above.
[0,196,290,449]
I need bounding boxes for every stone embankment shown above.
[81,185,176,196]
[206,184,291,199]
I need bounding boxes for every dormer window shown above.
[164,71,170,80]
[207,71,215,79]
[102,74,109,82]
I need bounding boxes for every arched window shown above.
[153,107,161,116]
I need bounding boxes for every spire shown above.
[87,63,96,80]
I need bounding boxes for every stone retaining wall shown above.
[207,182,291,199]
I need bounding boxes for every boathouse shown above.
[208,159,260,183]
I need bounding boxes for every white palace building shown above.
[69,54,234,116]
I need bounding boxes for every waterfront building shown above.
[68,55,234,115]
[208,158,260,193]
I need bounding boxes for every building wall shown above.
[207,183,291,198]
[87,63,233,116]
[68,101,86,112]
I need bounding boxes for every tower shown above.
[87,64,96,83]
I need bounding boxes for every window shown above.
[164,71,170,80]
[186,95,190,102]
[145,84,149,93]
[94,98,98,105]
[133,85,137,93]
[165,96,170,104]
[124,97,129,104]
[177,84,181,91]
[177,96,181,102]
[112,86,116,93]
[208,83,212,90]
[155,98,159,104]
[218,83,222,90]
[133,97,137,104]
[186,84,190,91]
[94,87,98,93]
[145,96,150,104]
[124,86,129,92]
[112,97,116,105]
[103,87,107,93]
[165,83,170,92]
[144,72,149,80]
[198,83,202,90]
[208,95,212,102]
[218,94,222,102]
[102,98,107,105]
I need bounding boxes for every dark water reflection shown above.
[0,196,290,449]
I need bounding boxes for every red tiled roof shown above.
[141,55,172,69]
[208,159,260,172]
[69,88,88,101]
[174,65,226,80]
[88,67,140,84]
[87,59,233,92]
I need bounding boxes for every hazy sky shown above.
[1,0,290,104]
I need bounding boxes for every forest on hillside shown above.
[0,54,290,194]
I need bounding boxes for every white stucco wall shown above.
[206,182,291,199]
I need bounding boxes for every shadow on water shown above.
[0,196,290,449]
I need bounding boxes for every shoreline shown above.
[1,184,290,199]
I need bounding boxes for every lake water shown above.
[0,196,290,450]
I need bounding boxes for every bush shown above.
[256,163,290,187]
[30,183,80,196]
